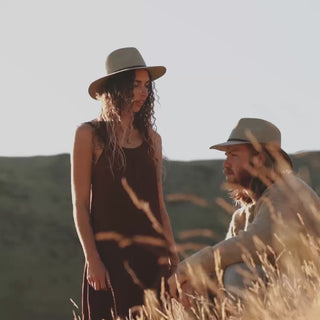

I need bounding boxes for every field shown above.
[0,151,320,319]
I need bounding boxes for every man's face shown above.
[223,144,254,189]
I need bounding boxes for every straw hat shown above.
[88,47,166,99]
[210,118,292,165]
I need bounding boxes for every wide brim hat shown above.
[210,118,292,167]
[88,47,166,99]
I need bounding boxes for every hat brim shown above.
[209,140,250,151]
[88,66,166,100]
[210,140,292,168]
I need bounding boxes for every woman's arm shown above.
[71,123,109,291]
[152,131,180,270]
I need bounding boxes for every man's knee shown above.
[223,263,265,299]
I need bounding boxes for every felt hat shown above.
[210,118,292,166]
[88,47,166,99]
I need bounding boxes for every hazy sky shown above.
[1,0,320,160]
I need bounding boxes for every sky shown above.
[1,0,320,161]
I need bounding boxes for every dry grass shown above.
[73,244,320,319]
[123,171,320,320]
[114,238,320,320]
[74,165,320,319]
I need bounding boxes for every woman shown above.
[71,47,178,320]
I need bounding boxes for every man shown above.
[168,118,320,303]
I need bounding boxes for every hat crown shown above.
[229,118,281,146]
[106,47,147,74]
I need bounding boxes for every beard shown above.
[224,167,269,205]
[224,167,253,190]
[224,168,255,205]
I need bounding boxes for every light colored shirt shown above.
[178,173,320,275]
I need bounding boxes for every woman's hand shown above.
[86,257,111,291]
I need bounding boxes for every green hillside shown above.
[0,152,320,319]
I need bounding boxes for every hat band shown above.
[228,138,250,143]
[110,64,147,74]
[228,138,282,149]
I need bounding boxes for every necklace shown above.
[124,124,133,145]
[119,111,134,145]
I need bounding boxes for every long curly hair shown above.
[95,69,157,172]
[230,144,293,206]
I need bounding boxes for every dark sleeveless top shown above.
[82,121,170,320]
[91,142,161,238]
[90,121,165,242]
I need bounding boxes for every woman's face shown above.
[131,69,150,113]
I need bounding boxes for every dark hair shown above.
[95,69,157,172]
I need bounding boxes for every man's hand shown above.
[168,271,188,299]
[180,281,195,308]
[168,270,197,308]
[168,246,215,306]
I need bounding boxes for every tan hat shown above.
[88,47,166,99]
[210,118,282,151]
[210,118,292,166]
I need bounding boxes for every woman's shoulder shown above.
[76,119,106,145]
[148,128,161,145]
[147,129,162,163]
[75,122,94,137]
[79,118,105,130]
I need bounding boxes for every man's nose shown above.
[223,157,230,168]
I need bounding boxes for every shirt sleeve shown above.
[178,193,276,275]
[208,189,282,271]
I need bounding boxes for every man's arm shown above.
[169,192,276,297]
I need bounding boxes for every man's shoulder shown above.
[258,173,320,211]
[264,174,316,196]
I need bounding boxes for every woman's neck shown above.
[117,110,143,146]
[120,110,134,129]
